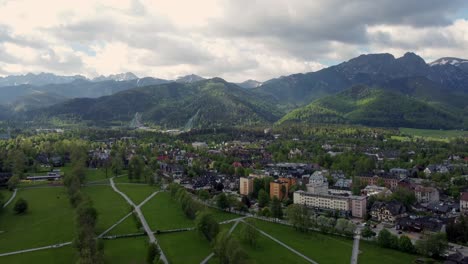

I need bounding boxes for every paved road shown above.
[110,178,168,264]
[3,188,17,208]
[351,227,362,264]
[0,242,72,257]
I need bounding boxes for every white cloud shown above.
[0,0,466,82]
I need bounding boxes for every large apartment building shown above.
[293,191,367,218]
[239,177,254,196]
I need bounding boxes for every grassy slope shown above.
[83,185,136,234]
[116,184,159,205]
[0,188,75,253]
[103,236,148,264]
[229,222,310,264]
[359,241,420,264]
[253,219,353,264]
[141,192,237,231]
[157,230,213,264]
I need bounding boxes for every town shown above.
[0,125,467,263]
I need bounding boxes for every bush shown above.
[14,198,28,214]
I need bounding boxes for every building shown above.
[361,185,392,197]
[460,192,468,213]
[293,190,367,218]
[239,177,254,196]
[270,180,289,200]
[370,201,407,223]
[351,196,367,219]
[414,186,439,204]
[358,174,399,190]
[306,172,329,195]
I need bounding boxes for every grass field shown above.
[394,127,468,142]
[116,184,159,205]
[103,236,148,264]
[157,230,213,264]
[142,192,238,231]
[253,219,353,264]
[226,222,310,264]
[107,214,142,235]
[0,188,75,253]
[0,245,76,263]
[359,241,420,264]
[83,185,137,235]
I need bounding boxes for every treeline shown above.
[376,229,448,259]
[64,147,103,264]
[286,204,356,237]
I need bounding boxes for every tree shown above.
[240,219,259,248]
[195,211,220,242]
[270,196,283,219]
[416,232,448,258]
[398,235,415,253]
[128,156,144,182]
[214,230,248,264]
[111,157,123,176]
[258,189,269,207]
[198,190,210,201]
[361,226,376,238]
[377,229,397,249]
[14,198,28,214]
[7,175,20,191]
[286,204,311,232]
[216,193,229,210]
[146,243,160,264]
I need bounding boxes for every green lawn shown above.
[85,168,111,182]
[116,184,159,205]
[359,241,421,264]
[399,127,468,142]
[254,219,353,264]
[0,188,75,253]
[113,174,147,184]
[0,245,76,263]
[157,230,213,264]
[83,185,137,235]
[103,236,148,264]
[107,213,143,236]
[225,222,309,264]
[142,192,238,231]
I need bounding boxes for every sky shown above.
[0,0,467,82]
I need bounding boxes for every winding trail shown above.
[109,178,168,264]
[3,188,17,208]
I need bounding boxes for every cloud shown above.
[0,0,466,81]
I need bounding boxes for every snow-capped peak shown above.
[429,57,468,67]
[92,72,139,82]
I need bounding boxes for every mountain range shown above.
[1,52,467,129]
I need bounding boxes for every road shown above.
[109,177,168,264]
[0,242,72,257]
[3,188,17,208]
[351,227,362,264]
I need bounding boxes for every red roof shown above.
[232,161,243,168]
[461,192,468,202]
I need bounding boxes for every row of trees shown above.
[169,183,204,220]
[377,229,448,258]
[286,204,356,237]
[64,147,103,264]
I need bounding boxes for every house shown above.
[414,186,439,204]
[358,173,399,190]
[361,185,392,197]
[370,201,407,223]
[396,216,446,233]
[460,192,468,214]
